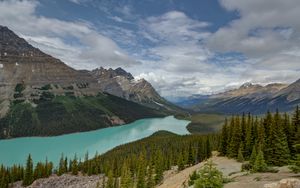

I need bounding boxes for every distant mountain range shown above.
[0,25,181,139]
[177,81,300,114]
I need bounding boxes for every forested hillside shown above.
[1,107,300,187]
[0,131,219,187]
[219,106,300,171]
[0,93,165,139]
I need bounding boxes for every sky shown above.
[0,0,300,98]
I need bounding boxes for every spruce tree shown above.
[154,150,163,184]
[58,154,65,176]
[266,110,290,166]
[106,170,114,188]
[194,160,223,188]
[71,155,78,175]
[253,148,267,172]
[249,145,257,166]
[146,166,154,188]
[244,116,253,159]
[237,143,245,162]
[220,119,228,156]
[228,116,242,158]
[137,153,146,188]
[177,153,185,171]
[289,144,300,173]
[292,106,300,152]
[23,154,34,186]
[188,143,194,165]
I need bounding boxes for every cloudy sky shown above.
[1,0,300,98]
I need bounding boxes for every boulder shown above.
[264,178,300,188]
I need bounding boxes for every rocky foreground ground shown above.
[158,154,300,188]
[13,174,104,188]
[12,154,300,188]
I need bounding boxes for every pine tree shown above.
[188,170,200,186]
[291,106,300,155]
[253,148,267,172]
[64,157,68,174]
[194,160,223,188]
[146,165,154,188]
[244,117,253,159]
[205,137,212,158]
[187,143,194,165]
[58,154,65,176]
[71,155,78,175]
[228,116,242,158]
[257,120,265,149]
[289,144,300,173]
[177,153,185,171]
[83,152,89,174]
[249,145,257,166]
[23,154,34,186]
[154,150,163,184]
[241,113,246,142]
[266,110,290,166]
[220,119,228,156]
[237,143,245,162]
[106,170,114,188]
[137,153,146,188]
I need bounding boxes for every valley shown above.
[0,116,189,167]
[0,26,182,139]
[1,0,300,187]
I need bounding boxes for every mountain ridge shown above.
[179,81,299,114]
[0,25,179,139]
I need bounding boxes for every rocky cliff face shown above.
[0,26,182,119]
[0,26,170,138]
[90,67,182,112]
[0,26,98,86]
[0,26,101,116]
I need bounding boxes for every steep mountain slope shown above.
[91,67,183,113]
[0,26,167,139]
[186,81,300,114]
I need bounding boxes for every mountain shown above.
[0,26,172,139]
[182,81,300,114]
[170,94,210,108]
[90,67,183,112]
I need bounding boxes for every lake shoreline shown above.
[0,116,190,167]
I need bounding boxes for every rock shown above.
[91,67,181,112]
[12,174,104,188]
[264,178,300,188]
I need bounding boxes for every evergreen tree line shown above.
[219,106,300,171]
[0,155,53,187]
[0,131,219,188]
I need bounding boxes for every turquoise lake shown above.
[0,116,190,167]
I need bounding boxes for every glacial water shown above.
[0,116,189,167]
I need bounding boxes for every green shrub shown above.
[40,84,52,90]
[194,160,224,188]
[241,162,252,171]
[188,170,200,186]
[15,83,25,93]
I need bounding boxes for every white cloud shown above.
[199,0,300,93]
[1,1,299,97]
[0,0,138,69]
[209,0,300,58]
[143,11,210,44]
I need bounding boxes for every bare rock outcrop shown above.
[264,178,300,188]
[13,174,104,188]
